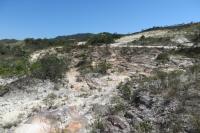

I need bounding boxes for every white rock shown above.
[1,111,22,128]
[15,123,52,133]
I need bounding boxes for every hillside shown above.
[0,23,200,133]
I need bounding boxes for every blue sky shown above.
[0,0,200,39]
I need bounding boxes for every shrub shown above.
[117,82,132,101]
[111,101,126,114]
[31,54,69,82]
[156,70,182,89]
[87,33,122,45]
[136,121,152,133]
[79,59,111,75]
[43,93,57,107]
[0,58,29,77]
[192,114,200,132]
[91,118,105,133]
[130,36,172,46]
[93,60,112,74]
[77,52,93,75]
[110,96,126,114]
[0,45,11,55]
[190,64,200,74]
[156,52,170,63]
[174,47,200,58]
[0,85,9,97]
[0,45,27,57]
[137,69,183,96]
[191,32,200,45]
[87,33,113,45]
[12,46,27,57]
[24,38,74,53]
[140,35,145,40]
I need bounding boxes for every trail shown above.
[110,43,178,49]
[14,68,130,133]
[61,68,130,132]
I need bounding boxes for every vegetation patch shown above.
[130,36,174,46]
[24,38,74,52]
[117,82,132,101]
[191,114,200,133]
[43,93,57,107]
[140,22,200,33]
[147,70,183,95]
[93,60,112,74]
[87,32,122,45]
[0,58,29,77]
[91,118,105,133]
[0,43,30,77]
[136,121,152,133]
[110,96,126,114]
[156,52,170,63]
[0,85,9,97]
[30,54,70,82]
[0,45,27,57]
[79,59,112,75]
[173,47,200,58]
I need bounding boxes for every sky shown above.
[0,0,200,39]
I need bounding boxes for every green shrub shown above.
[190,32,200,45]
[136,121,152,133]
[93,60,112,74]
[157,70,182,90]
[43,93,57,107]
[156,52,170,63]
[79,59,111,75]
[174,47,200,58]
[111,101,126,114]
[117,82,132,101]
[0,45,11,55]
[138,70,183,96]
[0,45,27,57]
[0,85,9,97]
[91,118,105,133]
[0,58,29,77]
[110,96,126,114]
[130,36,172,46]
[87,33,122,45]
[140,35,145,40]
[190,64,200,74]
[12,46,27,57]
[191,114,200,132]
[77,52,93,75]
[31,54,69,82]
[24,38,75,53]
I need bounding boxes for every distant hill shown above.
[55,33,95,42]
[0,39,18,45]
